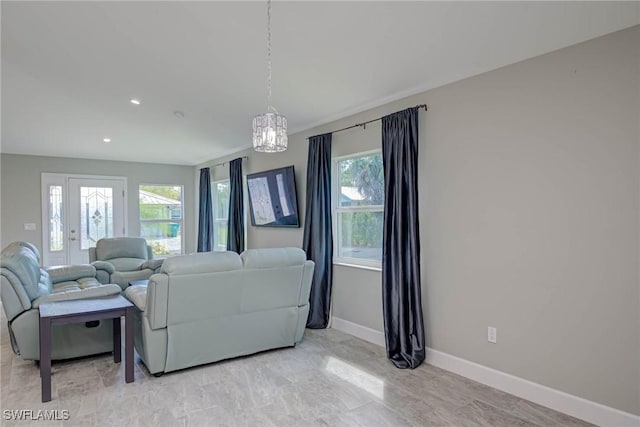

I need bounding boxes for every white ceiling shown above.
[2,1,639,166]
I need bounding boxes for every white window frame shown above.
[332,149,384,270]
[138,184,185,256]
[212,179,230,251]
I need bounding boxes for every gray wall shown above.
[0,154,196,254]
[201,137,309,250]
[201,26,640,415]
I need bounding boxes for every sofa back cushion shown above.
[157,248,307,323]
[109,257,146,272]
[1,241,41,261]
[161,252,242,275]
[0,246,51,301]
[240,247,307,269]
[95,237,149,261]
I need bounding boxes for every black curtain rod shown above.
[307,104,428,139]
[213,155,248,168]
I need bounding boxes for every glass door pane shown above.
[69,178,125,264]
[79,187,114,250]
[49,185,64,252]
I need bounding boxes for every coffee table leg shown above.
[125,307,134,383]
[113,317,121,363]
[39,317,52,402]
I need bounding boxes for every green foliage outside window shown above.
[140,205,167,220]
[339,154,384,206]
[140,185,181,201]
[338,153,384,256]
[139,185,183,256]
[215,182,230,220]
[340,212,383,248]
[150,241,170,255]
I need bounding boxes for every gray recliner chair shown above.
[89,237,164,290]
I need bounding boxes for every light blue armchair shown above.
[89,237,163,290]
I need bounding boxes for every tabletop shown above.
[39,294,133,318]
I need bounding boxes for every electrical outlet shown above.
[24,223,36,231]
[488,327,497,343]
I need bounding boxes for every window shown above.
[334,151,384,268]
[212,180,230,251]
[139,185,183,256]
[48,185,64,252]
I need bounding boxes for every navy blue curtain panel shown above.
[381,107,426,369]
[227,157,245,254]
[302,133,333,329]
[197,167,214,252]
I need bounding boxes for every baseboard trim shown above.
[330,317,386,347]
[330,317,640,427]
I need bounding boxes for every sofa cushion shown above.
[108,257,146,272]
[46,264,96,283]
[161,252,242,275]
[39,270,53,293]
[52,276,103,292]
[1,241,40,261]
[0,246,50,301]
[95,237,148,261]
[241,248,307,269]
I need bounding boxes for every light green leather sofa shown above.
[0,241,121,360]
[124,247,314,375]
[90,237,164,290]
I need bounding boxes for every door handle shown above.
[69,237,77,241]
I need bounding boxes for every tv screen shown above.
[246,165,300,227]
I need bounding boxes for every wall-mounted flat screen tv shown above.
[246,165,300,227]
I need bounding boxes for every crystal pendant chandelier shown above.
[253,0,287,152]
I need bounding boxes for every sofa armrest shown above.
[1,271,32,321]
[124,284,147,311]
[299,260,315,306]
[32,283,121,307]
[144,275,168,330]
[91,261,115,274]
[141,259,164,272]
[46,264,96,284]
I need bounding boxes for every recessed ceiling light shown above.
[130,99,141,105]
[103,138,111,143]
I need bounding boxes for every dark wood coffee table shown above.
[38,295,135,402]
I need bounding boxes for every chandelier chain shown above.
[252,0,287,153]
[267,0,272,110]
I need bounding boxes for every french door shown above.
[41,174,127,265]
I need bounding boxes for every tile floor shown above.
[0,325,593,426]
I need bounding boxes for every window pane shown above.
[214,220,228,251]
[141,222,182,256]
[338,153,384,207]
[139,185,183,256]
[139,186,183,220]
[80,187,114,250]
[49,185,64,251]
[215,182,230,220]
[338,211,383,261]
[212,180,230,251]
